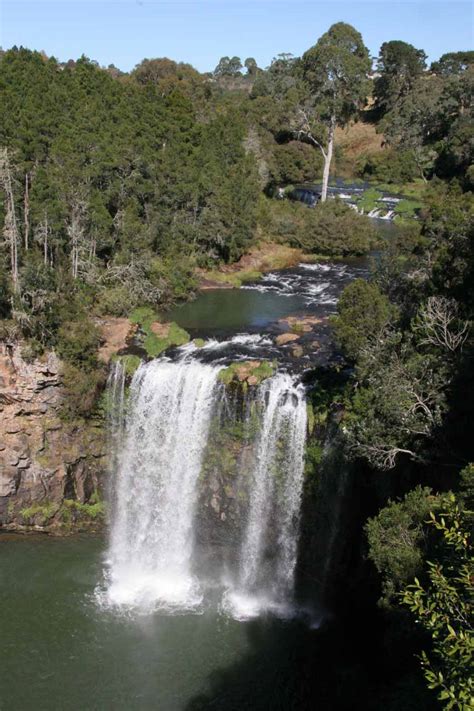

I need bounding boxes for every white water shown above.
[103,358,222,612]
[225,373,307,619]
[105,361,126,523]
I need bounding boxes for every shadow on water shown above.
[185,614,380,711]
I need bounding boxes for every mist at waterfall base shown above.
[98,357,308,621]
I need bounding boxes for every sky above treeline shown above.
[1,0,473,73]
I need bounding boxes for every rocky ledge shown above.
[0,343,106,533]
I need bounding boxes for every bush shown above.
[299,200,378,256]
[356,148,419,184]
[60,363,106,420]
[259,198,377,256]
[94,286,136,317]
[366,486,444,607]
[56,318,101,369]
[332,279,395,360]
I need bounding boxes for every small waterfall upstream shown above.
[104,359,222,612]
[101,356,307,618]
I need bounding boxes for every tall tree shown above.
[431,51,474,76]
[298,23,371,201]
[374,40,427,116]
[0,148,20,291]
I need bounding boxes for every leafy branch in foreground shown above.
[402,488,473,710]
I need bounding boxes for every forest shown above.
[0,21,473,711]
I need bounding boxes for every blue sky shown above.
[1,1,473,72]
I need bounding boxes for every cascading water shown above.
[103,358,222,612]
[106,360,126,488]
[225,373,307,618]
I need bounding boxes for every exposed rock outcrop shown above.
[0,343,106,533]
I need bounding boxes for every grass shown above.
[203,268,263,288]
[129,307,190,357]
[63,498,105,519]
[20,501,58,522]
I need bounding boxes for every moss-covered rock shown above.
[218,360,276,386]
[112,353,141,376]
[129,307,190,357]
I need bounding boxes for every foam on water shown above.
[99,359,222,614]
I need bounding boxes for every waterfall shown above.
[225,373,307,618]
[104,358,222,612]
[106,360,126,476]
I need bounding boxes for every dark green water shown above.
[0,536,318,711]
[166,287,309,334]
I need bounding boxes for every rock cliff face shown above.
[0,343,106,533]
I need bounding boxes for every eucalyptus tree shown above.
[374,40,427,116]
[297,23,371,201]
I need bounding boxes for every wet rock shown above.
[275,333,300,346]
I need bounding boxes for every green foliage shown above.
[431,51,474,76]
[218,360,275,386]
[356,188,383,213]
[356,149,420,184]
[402,490,473,710]
[20,501,58,523]
[261,198,377,256]
[130,308,190,357]
[60,363,106,420]
[332,279,395,360]
[271,141,323,185]
[0,47,259,352]
[112,354,141,376]
[302,23,371,127]
[394,199,423,219]
[374,40,427,117]
[63,497,105,520]
[56,318,101,369]
[366,486,444,606]
[129,306,158,330]
[143,322,190,357]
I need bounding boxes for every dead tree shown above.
[0,148,20,292]
[34,213,50,266]
[66,196,88,279]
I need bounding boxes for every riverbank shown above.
[197,242,319,289]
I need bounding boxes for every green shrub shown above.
[259,198,377,256]
[356,188,383,213]
[332,279,395,360]
[95,286,136,317]
[56,318,101,368]
[394,199,423,218]
[60,363,106,420]
[299,200,378,256]
[356,148,419,184]
[20,501,58,524]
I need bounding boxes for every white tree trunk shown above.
[321,116,336,203]
[0,148,20,292]
[24,173,30,250]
